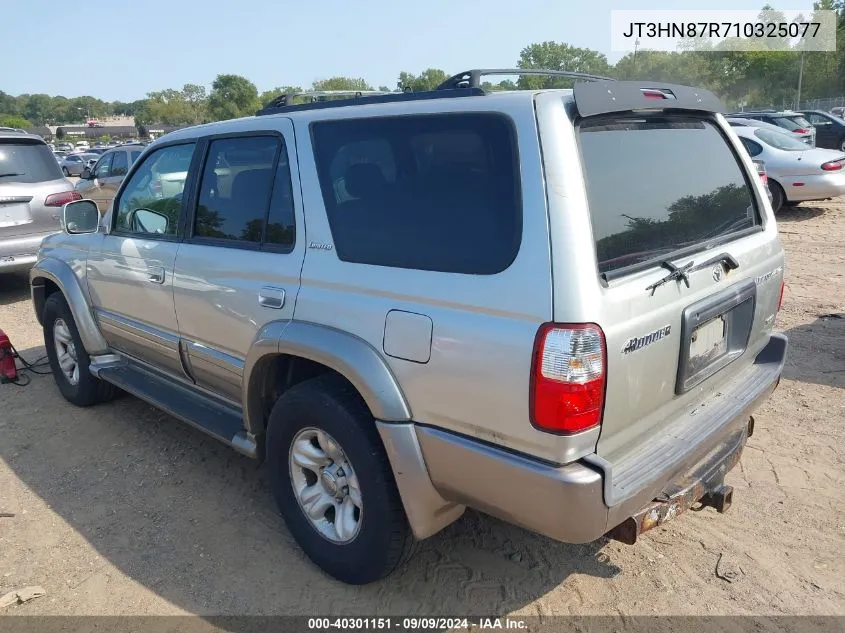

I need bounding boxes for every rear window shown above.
[579,116,760,275]
[0,140,64,183]
[773,116,811,131]
[753,128,809,151]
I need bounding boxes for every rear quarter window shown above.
[578,116,760,275]
[311,113,521,274]
[0,141,64,183]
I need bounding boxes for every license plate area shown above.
[0,203,32,228]
[676,280,756,394]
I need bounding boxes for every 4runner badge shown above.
[622,325,671,354]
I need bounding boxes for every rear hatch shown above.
[573,113,784,462]
[0,138,71,239]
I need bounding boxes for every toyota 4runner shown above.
[30,70,788,585]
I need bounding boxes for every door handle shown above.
[258,287,285,309]
[147,267,165,284]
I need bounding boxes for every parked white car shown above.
[732,123,845,212]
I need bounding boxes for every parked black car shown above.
[796,110,845,152]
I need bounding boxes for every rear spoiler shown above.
[573,80,726,118]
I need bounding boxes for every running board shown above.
[93,359,258,459]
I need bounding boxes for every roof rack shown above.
[256,87,485,116]
[436,68,616,90]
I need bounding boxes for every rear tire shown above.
[62,167,69,177]
[266,374,415,584]
[839,136,845,153]
[43,293,116,407]
[769,180,785,214]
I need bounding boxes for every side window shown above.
[130,150,141,165]
[741,138,763,157]
[808,113,830,126]
[311,113,521,274]
[194,135,293,249]
[111,151,129,177]
[94,153,113,178]
[114,142,196,238]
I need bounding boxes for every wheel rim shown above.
[289,427,363,543]
[53,318,79,386]
[840,140,845,152]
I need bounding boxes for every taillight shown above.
[760,172,768,185]
[793,128,810,134]
[530,323,607,434]
[44,190,82,207]
[821,161,843,171]
[777,280,785,312]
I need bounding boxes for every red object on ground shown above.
[0,328,17,383]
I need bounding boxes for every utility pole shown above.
[796,48,805,110]
[633,38,640,76]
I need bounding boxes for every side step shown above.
[93,359,258,458]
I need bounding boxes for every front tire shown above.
[43,293,115,407]
[266,374,415,584]
[62,167,70,177]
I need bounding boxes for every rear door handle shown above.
[258,286,285,309]
[147,267,165,284]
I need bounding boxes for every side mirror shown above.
[62,200,100,234]
[81,167,92,179]
[127,208,169,234]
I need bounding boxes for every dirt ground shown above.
[0,201,843,619]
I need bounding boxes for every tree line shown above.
[2,2,844,130]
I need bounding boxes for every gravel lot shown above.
[0,201,843,618]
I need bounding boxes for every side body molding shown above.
[243,320,413,435]
[30,258,109,355]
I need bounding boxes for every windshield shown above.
[0,140,64,182]
[753,128,809,151]
[579,116,760,275]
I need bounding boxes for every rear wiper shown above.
[0,172,24,177]
[646,260,694,295]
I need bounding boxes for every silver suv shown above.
[1,131,80,273]
[30,71,788,585]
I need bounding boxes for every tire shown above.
[62,167,69,177]
[266,374,415,584]
[43,293,116,407]
[839,136,845,153]
[769,180,785,214]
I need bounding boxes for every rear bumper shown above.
[412,333,787,544]
[0,232,57,272]
[783,172,845,201]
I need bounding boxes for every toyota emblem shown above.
[712,266,723,282]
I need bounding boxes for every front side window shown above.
[94,153,113,178]
[194,135,294,249]
[311,113,521,274]
[579,116,760,275]
[115,142,196,238]
[111,151,129,177]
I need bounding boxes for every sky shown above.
[1,0,820,102]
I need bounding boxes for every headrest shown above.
[231,168,273,202]
[344,163,386,199]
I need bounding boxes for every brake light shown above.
[793,128,810,134]
[821,161,843,171]
[44,190,82,207]
[641,89,667,100]
[530,323,606,434]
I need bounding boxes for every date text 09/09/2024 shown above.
[307,618,527,630]
[621,21,821,39]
